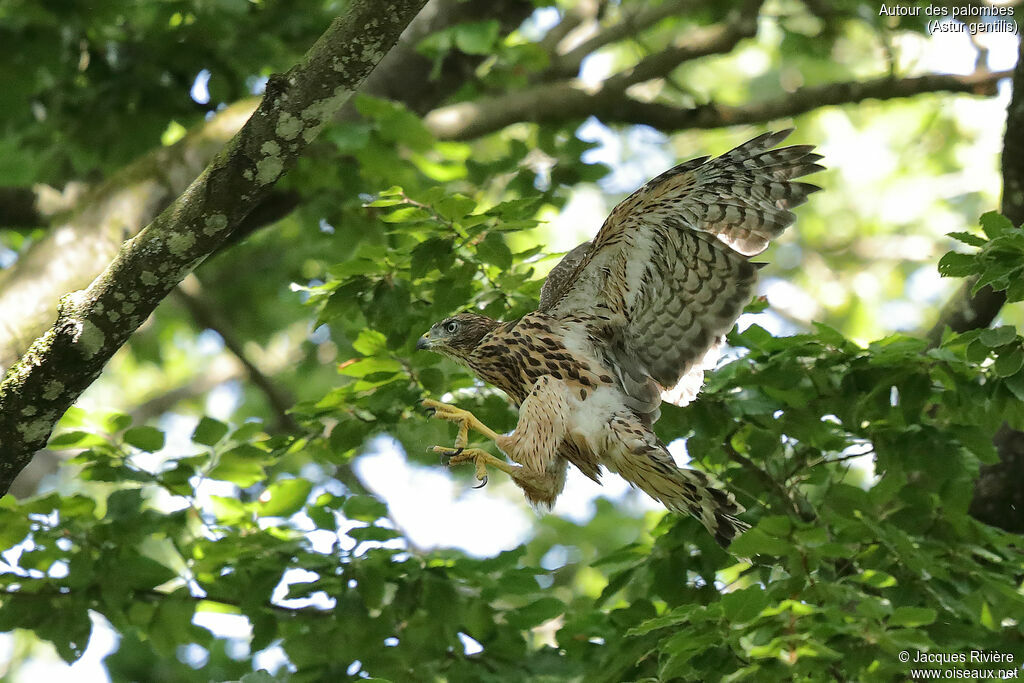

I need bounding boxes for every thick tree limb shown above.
[424,68,1012,141]
[0,0,428,493]
[0,101,259,373]
[338,0,535,118]
[0,0,533,374]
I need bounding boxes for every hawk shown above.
[416,130,821,547]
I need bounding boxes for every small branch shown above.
[174,275,299,432]
[0,0,428,494]
[605,3,762,89]
[537,4,591,55]
[130,357,244,425]
[723,432,813,520]
[425,68,1011,141]
[546,0,707,80]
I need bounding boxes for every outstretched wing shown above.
[540,129,822,406]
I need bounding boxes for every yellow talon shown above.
[423,399,516,488]
[428,446,517,488]
[421,399,501,442]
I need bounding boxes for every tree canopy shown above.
[0,0,1022,680]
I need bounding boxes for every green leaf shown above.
[123,426,165,452]
[476,232,513,270]
[626,604,703,636]
[721,586,770,624]
[355,95,433,151]
[853,569,897,588]
[111,553,177,590]
[338,357,403,378]
[889,607,937,627]
[435,193,476,221]
[1005,371,1024,401]
[208,449,266,487]
[505,597,564,629]
[347,525,402,542]
[410,237,455,278]
[994,347,1024,377]
[946,230,987,247]
[726,528,791,557]
[453,20,500,55]
[258,479,313,517]
[980,211,1014,239]
[979,325,1016,347]
[1006,277,1024,302]
[48,430,104,449]
[380,206,430,223]
[352,328,388,356]
[192,417,229,447]
[660,630,719,678]
[342,495,388,522]
[937,251,977,278]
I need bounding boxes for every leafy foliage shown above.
[940,212,1024,302]
[17,199,1024,681]
[1,0,1021,680]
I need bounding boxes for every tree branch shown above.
[0,100,260,373]
[546,0,708,80]
[0,0,534,374]
[424,68,1012,141]
[605,2,762,89]
[173,275,299,432]
[0,0,428,493]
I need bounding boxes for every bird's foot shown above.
[420,398,501,443]
[430,446,517,488]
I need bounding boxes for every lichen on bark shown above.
[0,0,428,494]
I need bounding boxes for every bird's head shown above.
[416,312,498,362]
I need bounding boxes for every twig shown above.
[545,0,708,80]
[174,275,299,432]
[722,431,806,518]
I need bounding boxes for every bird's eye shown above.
[444,321,459,334]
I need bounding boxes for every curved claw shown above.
[433,446,463,465]
[472,475,488,489]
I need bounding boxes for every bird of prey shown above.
[416,129,822,546]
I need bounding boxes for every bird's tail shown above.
[655,466,750,548]
[607,421,749,547]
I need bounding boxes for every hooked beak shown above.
[416,333,432,351]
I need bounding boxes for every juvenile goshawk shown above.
[416,129,822,547]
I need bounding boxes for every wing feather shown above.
[540,129,821,409]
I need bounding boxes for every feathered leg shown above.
[492,376,570,507]
[604,413,749,547]
[423,377,570,506]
